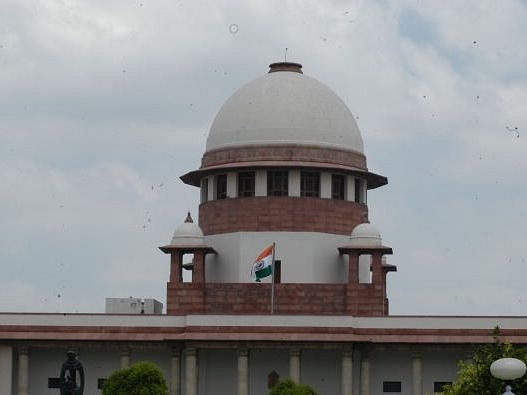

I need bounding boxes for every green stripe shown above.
[255,265,272,279]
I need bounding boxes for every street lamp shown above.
[490,358,526,395]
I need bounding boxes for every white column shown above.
[320,172,332,199]
[289,349,301,382]
[0,346,13,395]
[360,355,370,395]
[17,346,28,395]
[170,347,181,395]
[412,353,422,395]
[346,176,355,202]
[341,349,353,395]
[237,348,249,395]
[227,172,237,198]
[120,348,130,369]
[185,347,198,395]
[207,177,214,201]
[289,170,300,197]
[255,170,267,196]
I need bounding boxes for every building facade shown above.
[1,62,527,395]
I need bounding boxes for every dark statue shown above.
[59,350,85,395]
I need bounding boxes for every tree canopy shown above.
[102,361,168,395]
[268,379,319,395]
[442,327,527,395]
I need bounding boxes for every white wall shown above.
[301,349,340,395]
[199,349,237,395]
[358,255,372,283]
[205,231,350,283]
[250,348,289,394]
[370,349,413,395]
[422,349,465,394]
[0,346,12,395]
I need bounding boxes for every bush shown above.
[268,379,319,395]
[102,361,168,395]
[442,327,527,395]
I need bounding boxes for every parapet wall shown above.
[199,197,368,236]
[166,282,387,316]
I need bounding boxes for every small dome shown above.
[350,223,382,247]
[206,63,364,153]
[169,212,205,247]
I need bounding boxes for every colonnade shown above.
[9,344,430,395]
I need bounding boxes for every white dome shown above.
[206,64,364,153]
[169,213,205,247]
[350,223,382,247]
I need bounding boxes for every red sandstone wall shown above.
[201,144,367,170]
[199,196,368,236]
[167,282,387,316]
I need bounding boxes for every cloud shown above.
[0,279,97,313]
[0,0,526,315]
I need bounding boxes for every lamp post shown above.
[490,358,526,395]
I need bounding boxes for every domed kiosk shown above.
[166,62,395,316]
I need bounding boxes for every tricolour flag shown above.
[251,245,274,282]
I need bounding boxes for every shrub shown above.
[102,361,168,395]
[268,379,319,395]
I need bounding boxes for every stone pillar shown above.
[192,251,205,284]
[348,253,359,284]
[360,355,370,395]
[237,348,249,395]
[341,349,353,395]
[170,347,181,395]
[185,347,198,395]
[370,253,383,285]
[0,346,13,395]
[120,348,130,369]
[289,349,301,382]
[17,346,29,395]
[412,352,422,395]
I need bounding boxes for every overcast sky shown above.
[1,0,526,315]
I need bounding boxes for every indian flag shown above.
[251,245,274,282]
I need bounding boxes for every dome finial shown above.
[185,211,193,223]
[268,62,303,74]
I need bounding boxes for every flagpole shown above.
[270,242,276,314]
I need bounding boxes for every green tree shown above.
[102,361,168,395]
[268,379,319,395]
[442,327,527,395]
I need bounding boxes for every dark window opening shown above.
[383,381,401,393]
[354,178,362,203]
[267,171,288,196]
[301,171,320,197]
[331,174,345,200]
[273,260,281,284]
[201,179,209,203]
[434,382,451,393]
[97,378,107,390]
[238,171,255,197]
[216,174,227,200]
